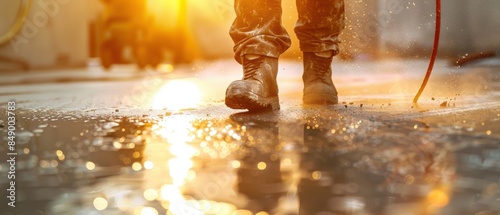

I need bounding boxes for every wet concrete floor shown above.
[0,59,499,215]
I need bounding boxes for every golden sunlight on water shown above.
[158,118,197,186]
[143,117,200,214]
[151,80,202,111]
[140,117,244,215]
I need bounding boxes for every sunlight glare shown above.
[141,207,159,215]
[152,80,201,111]
[427,189,449,208]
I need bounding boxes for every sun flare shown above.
[152,80,201,111]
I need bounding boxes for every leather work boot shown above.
[225,55,280,111]
[302,51,338,105]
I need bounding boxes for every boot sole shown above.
[303,93,338,105]
[226,90,280,111]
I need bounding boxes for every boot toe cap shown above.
[303,83,338,104]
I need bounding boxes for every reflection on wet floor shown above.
[1,107,500,215]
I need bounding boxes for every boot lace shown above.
[312,55,332,80]
[243,57,264,80]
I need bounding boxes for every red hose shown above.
[413,0,441,104]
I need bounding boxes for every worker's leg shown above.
[295,0,345,105]
[226,0,290,111]
[229,0,291,64]
[294,0,345,54]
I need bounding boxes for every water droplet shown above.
[312,171,322,180]
[144,161,154,170]
[143,189,158,201]
[93,197,108,211]
[257,162,267,170]
[86,161,96,170]
[132,162,142,171]
[231,160,241,168]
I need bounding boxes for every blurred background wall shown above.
[0,0,102,69]
[0,0,499,70]
[379,0,500,58]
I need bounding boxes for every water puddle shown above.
[1,108,499,215]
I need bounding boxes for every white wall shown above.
[379,0,500,56]
[0,0,102,69]
[2,0,497,69]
